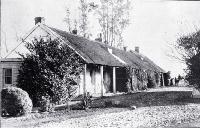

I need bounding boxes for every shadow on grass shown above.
[3,91,199,120]
[2,90,200,128]
[90,91,200,108]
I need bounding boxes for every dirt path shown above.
[169,121,200,128]
[34,104,200,128]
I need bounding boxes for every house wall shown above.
[78,65,112,96]
[12,27,52,57]
[0,61,22,89]
[25,26,51,42]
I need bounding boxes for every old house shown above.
[0,17,165,96]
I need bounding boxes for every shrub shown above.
[81,92,92,110]
[17,38,83,106]
[1,87,33,117]
[147,76,156,88]
[137,81,147,90]
[147,72,157,88]
[38,95,55,112]
[104,100,113,107]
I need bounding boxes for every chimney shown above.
[34,17,45,25]
[95,33,102,42]
[123,46,127,51]
[135,46,139,53]
[72,29,77,35]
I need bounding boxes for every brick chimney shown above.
[95,33,102,42]
[135,46,139,53]
[72,29,77,34]
[34,17,45,25]
[123,46,127,51]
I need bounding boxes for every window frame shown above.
[4,68,12,85]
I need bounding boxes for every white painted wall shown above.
[25,26,52,42]
[78,66,112,96]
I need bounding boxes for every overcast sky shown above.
[1,0,200,77]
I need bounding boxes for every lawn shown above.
[1,87,200,128]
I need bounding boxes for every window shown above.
[4,68,12,84]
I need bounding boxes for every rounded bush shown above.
[1,87,33,117]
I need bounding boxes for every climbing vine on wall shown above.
[125,66,161,91]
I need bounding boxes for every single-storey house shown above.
[0,17,165,96]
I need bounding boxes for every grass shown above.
[1,87,200,128]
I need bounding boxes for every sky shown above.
[1,0,200,77]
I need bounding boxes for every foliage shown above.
[1,87,33,117]
[147,72,157,88]
[124,66,149,91]
[96,0,131,47]
[79,0,90,37]
[124,66,160,90]
[163,71,171,86]
[38,96,55,112]
[186,53,200,87]
[64,0,97,37]
[82,92,92,110]
[64,8,72,33]
[78,0,98,37]
[17,38,84,106]
[125,66,134,80]
[125,66,134,92]
[155,72,160,85]
[175,30,200,88]
[104,100,113,107]
[135,69,148,90]
[135,69,148,82]
[63,0,130,47]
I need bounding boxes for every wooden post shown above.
[113,67,116,94]
[83,64,87,96]
[100,65,104,97]
[94,71,96,94]
[162,73,165,87]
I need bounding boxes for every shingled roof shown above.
[48,26,164,73]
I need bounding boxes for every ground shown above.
[1,87,200,128]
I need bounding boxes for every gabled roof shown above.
[3,23,164,73]
[48,26,165,72]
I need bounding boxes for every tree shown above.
[17,38,84,106]
[96,0,131,47]
[79,0,89,37]
[174,29,200,88]
[63,0,130,47]
[64,8,72,33]
[64,1,97,37]
[78,0,98,38]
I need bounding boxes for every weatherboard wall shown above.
[0,61,21,89]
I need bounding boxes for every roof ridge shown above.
[46,25,130,52]
[44,25,165,72]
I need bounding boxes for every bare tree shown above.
[2,30,8,53]
[79,0,97,38]
[79,0,88,37]
[96,0,131,47]
[64,8,72,33]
